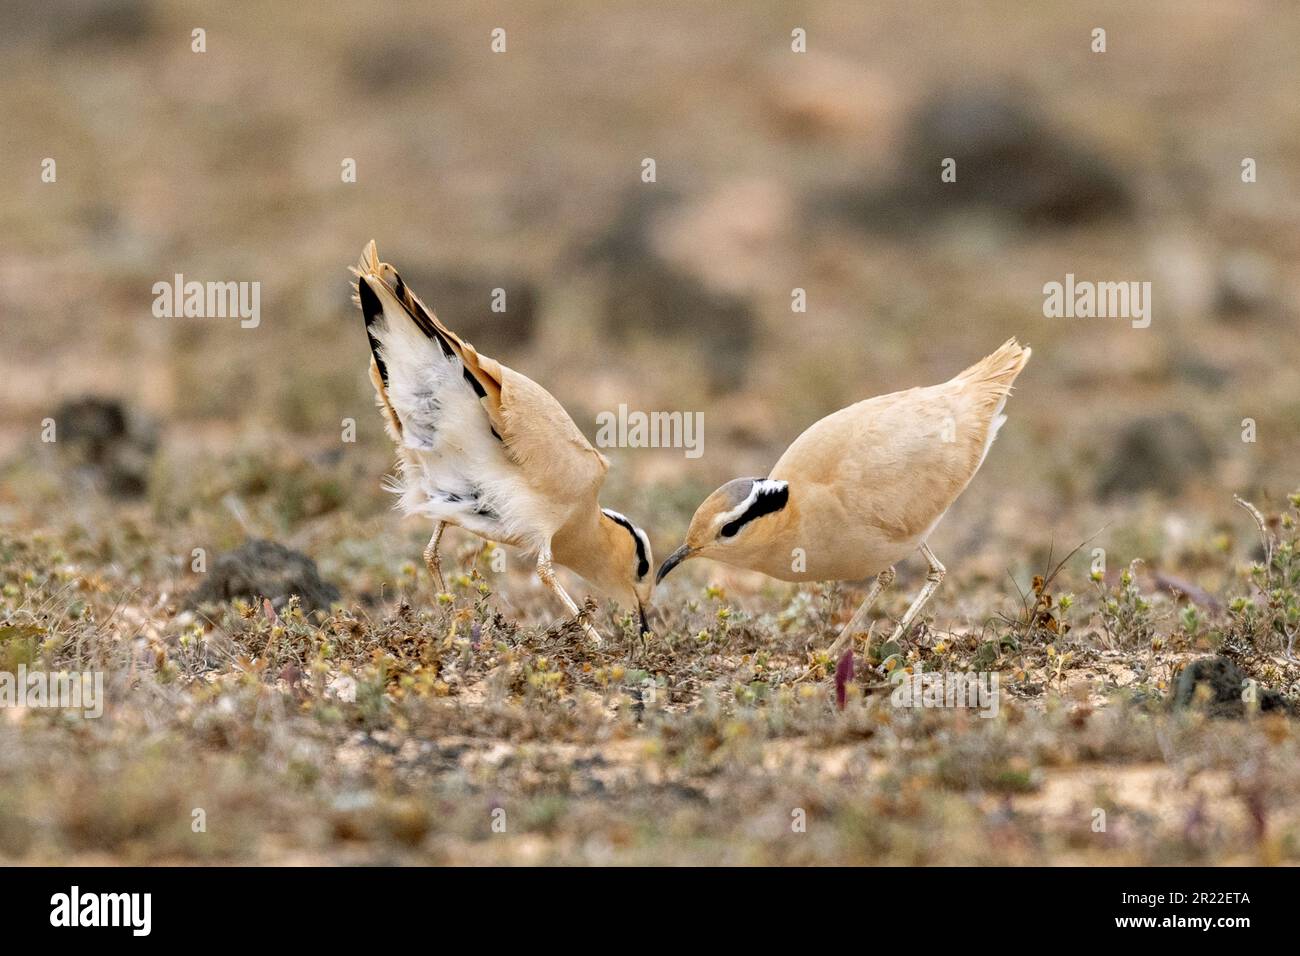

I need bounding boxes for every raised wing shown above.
[353,241,608,502]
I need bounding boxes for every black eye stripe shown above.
[604,510,650,579]
[721,484,789,537]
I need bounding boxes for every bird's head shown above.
[657,478,790,583]
[594,509,655,634]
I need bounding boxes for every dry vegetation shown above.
[4,466,1300,865]
[2,1,1300,864]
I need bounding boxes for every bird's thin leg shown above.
[826,566,895,660]
[423,522,447,594]
[536,548,603,646]
[888,543,946,643]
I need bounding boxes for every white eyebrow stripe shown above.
[717,479,788,527]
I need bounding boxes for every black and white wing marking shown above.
[358,275,492,454]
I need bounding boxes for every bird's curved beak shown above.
[656,544,694,584]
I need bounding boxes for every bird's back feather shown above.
[764,339,1031,576]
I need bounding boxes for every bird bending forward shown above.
[352,241,653,643]
[657,338,1031,658]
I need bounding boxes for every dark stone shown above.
[1171,656,1292,718]
[1169,350,1230,391]
[186,539,341,613]
[10,0,158,48]
[347,35,450,94]
[53,396,158,499]
[580,190,757,393]
[56,397,129,456]
[826,87,1131,231]
[1094,412,1213,500]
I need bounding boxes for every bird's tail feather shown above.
[351,240,508,441]
[952,338,1031,463]
[954,337,1032,391]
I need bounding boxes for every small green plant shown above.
[1002,538,1086,646]
[1095,561,1155,649]
[1231,495,1300,659]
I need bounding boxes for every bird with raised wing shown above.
[352,241,653,644]
[657,338,1031,660]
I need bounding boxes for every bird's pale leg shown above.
[423,522,447,594]
[536,549,603,646]
[888,543,946,643]
[826,566,895,660]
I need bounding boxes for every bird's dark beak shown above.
[656,544,693,584]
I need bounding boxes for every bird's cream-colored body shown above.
[658,339,1031,653]
[352,241,652,641]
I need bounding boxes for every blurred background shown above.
[2,0,1298,603]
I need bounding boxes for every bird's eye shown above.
[717,482,789,539]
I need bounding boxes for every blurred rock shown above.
[56,397,129,455]
[54,396,157,498]
[829,87,1132,230]
[1169,350,1230,390]
[186,539,340,613]
[348,35,451,94]
[1171,656,1290,718]
[581,189,758,393]
[4,0,156,48]
[1215,250,1280,319]
[1095,412,1213,500]
[581,188,676,271]
[605,259,755,393]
